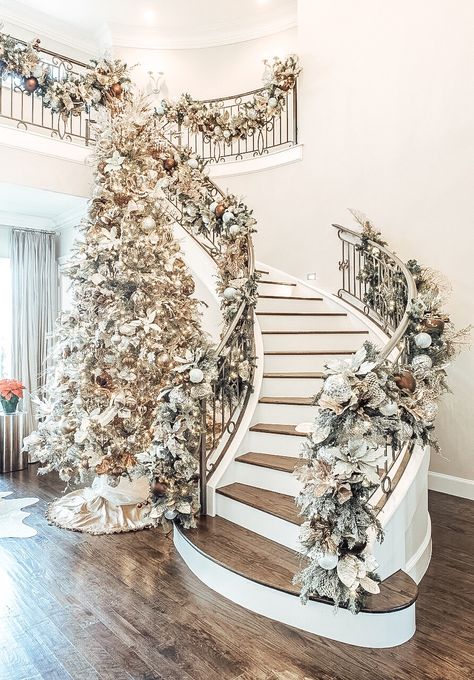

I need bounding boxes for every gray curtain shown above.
[11,229,58,436]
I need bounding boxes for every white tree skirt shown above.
[0,491,39,538]
[48,475,153,535]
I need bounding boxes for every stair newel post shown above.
[199,397,208,515]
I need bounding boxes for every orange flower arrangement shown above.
[0,379,25,401]
[0,379,25,413]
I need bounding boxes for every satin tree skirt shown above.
[48,475,153,535]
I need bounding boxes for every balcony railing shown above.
[0,39,95,144]
[161,85,298,163]
[0,35,298,163]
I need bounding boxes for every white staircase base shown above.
[174,528,417,648]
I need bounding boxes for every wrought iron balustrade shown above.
[333,224,418,512]
[0,39,95,144]
[158,132,256,514]
[161,84,298,164]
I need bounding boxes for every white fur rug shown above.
[0,491,39,538]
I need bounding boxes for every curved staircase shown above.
[174,266,431,648]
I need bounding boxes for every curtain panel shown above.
[11,229,58,436]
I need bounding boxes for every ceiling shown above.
[0,183,87,231]
[0,0,297,52]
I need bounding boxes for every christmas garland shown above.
[0,25,131,118]
[156,55,301,146]
[295,215,471,612]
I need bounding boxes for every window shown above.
[0,258,12,377]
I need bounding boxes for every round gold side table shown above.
[0,411,27,473]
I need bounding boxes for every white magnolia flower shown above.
[333,439,386,484]
[337,553,380,594]
[104,150,125,173]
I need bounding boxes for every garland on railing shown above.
[156,55,301,146]
[294,215,471,612]
[0,25,131,118]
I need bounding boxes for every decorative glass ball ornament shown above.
[222,210,234,224]
[189,368,204,384]
[209,201,217,213]
[109,82,123,97]
[223,286,237,300]
[394,370,416,393]
[247,108,257,120]
[414,332,432,349]
[23,75,39,92]
[229,224,241,237]
[155,104,165,115]
[422,401,439,422]
[141,215,156,232]
[268,97,278,108]
[187,158,198,169]
[164,509,178,520]
[323,374,352,404]
[223,129,231,139]
[215,203,226,218]
[318,553,339,570]
[412,354,433,371]
[163,157,176,172]
[380,401,398,417]
[423,317,445,335]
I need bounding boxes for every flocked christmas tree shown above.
[25,96,213,530]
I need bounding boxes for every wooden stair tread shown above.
[257,312,347,317]
[259,396,314,405]
[178,516,418,613]
[250,423,306,437]
[262,330,369,335]
[263,372,324,378]
[235,452,305,473]
[256,269,270,275]
[259,280,297,286]
[264,350,354,356]
[258,295,323,301]
[216,482,300,524]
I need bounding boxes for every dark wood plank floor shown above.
[0,465,473,680]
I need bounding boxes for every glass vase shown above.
[1,396,19,414]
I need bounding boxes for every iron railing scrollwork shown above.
[333,224,418,512]
[0,32,299,163]
[158,133,256,515]
[149,83,298,164]
[0,38,96,144]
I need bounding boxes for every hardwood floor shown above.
[0,465,473,680]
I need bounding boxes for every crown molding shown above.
[1,6,296,54]
[0,8,99,56]
[0,211,55,230]
[55,205,87,231]
[107,17,297,51]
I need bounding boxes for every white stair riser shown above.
[174,530,417,648]
[261,376,323,397]
[232,460,301,496]
[257,314,351,331]
[257,282,299,297]
[264,353,353,373]
[245,430,307,457]
[262,332,368,352]
[254,401,316,425]
[215,493,300,551]
[257,297,327,313]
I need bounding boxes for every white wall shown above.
[2,6,472,482]
[226,0,474,482]
[115,28,297,99]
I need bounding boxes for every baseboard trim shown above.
[428,471,474,500]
